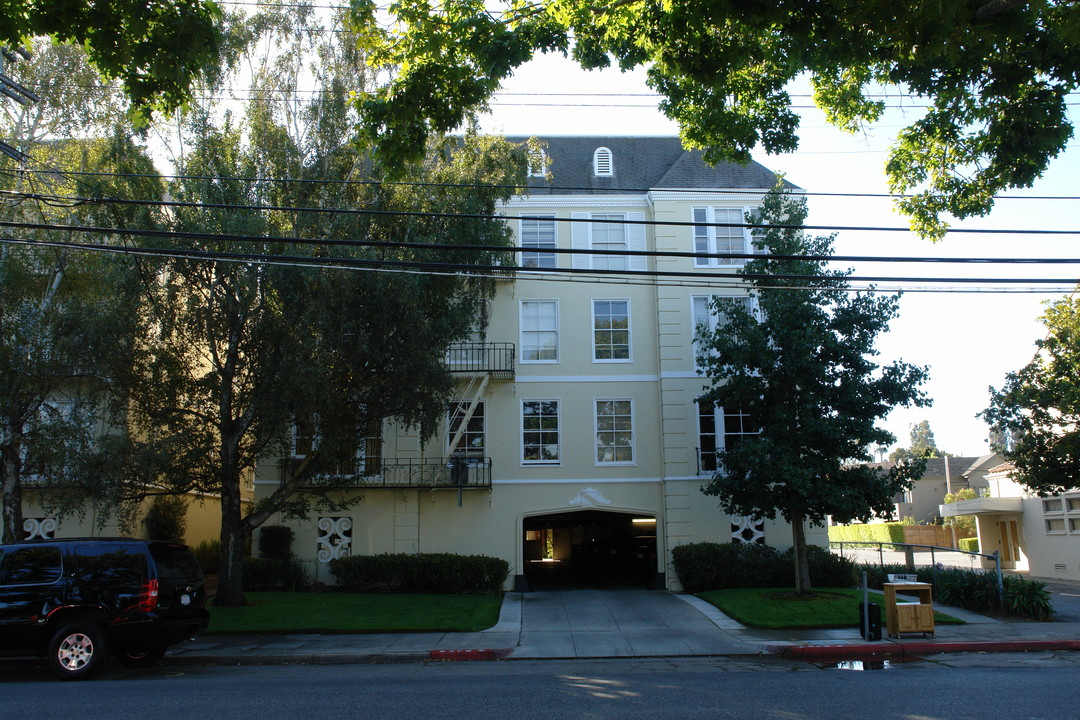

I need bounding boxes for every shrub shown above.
[827,523,906,547]
[243,557,312,592]
[958,537,979,553]
[1004,576,1054,621]
[191,539,221,575]
[259,526,295,561]
[143,495,188,543]
[784,543,857,588]
[672,542,849,592]
[329,553,509,595]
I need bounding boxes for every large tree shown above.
[0,39,167,541]
[121,7,526,606]
[888,420,942,463]
[698,189,930,594]
[349,0,1079,238]
[983,293,1080,496]
[0,133,161,542]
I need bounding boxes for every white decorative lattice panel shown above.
[730,515,765,544]
[316,517,352,563]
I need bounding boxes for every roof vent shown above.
[593,147,613,176]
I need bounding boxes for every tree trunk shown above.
[215,469,249,607]
[1,429,24,544]
[791,512,812,595]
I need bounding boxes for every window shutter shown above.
[626,212,646,271]
[571,212,591,269]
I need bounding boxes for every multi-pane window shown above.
[590,214,627,270]
[691,295,754,367]
[697,401,756,473]
[522,400,560,464]
[520,215,557,269]
[520,300,559,362]
[593,299,630,361]
[448,401,485,460]
[528,149,547,177]
[292,418,382,475]
[571,211,645,271]
[693,207,750,266]
[595,399,633,464]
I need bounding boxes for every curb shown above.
[774,639,1080,659]
[429,648,514,661]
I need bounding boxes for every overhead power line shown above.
[5,167,1078,202]
[2,216,1080,268]
[3,189,1079,237]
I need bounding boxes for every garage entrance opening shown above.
[522,510,658,589]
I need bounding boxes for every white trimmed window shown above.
[697,401,756,474]
[592,299,631,361]
[595,399,634,464]
[520,300,559,362]
[570,212,646,271]
[448,401,485,460]
[528,149,547,177]
[520,215,557,269]
[292,418,382,475]
[692,295,754,366]
[522,400,560,464]
[593,146,613,176]
[693,207,752,266]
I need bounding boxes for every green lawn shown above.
[697,587,965,629]
[206,592,503,634]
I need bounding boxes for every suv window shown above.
[149,543,202,583]
[75,544,147,583]
[0,546,63,585]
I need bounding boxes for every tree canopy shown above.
[983,293,1080,496]
[1,0,221,125]
[888,420,942,463]
[697,189,930,593]
[350,0,1080,238]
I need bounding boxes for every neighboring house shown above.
[252,136,820,591]
[940,463,1080,582]
[894,453,1005,523]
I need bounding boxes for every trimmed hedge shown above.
[958,537,979,553]
[827,523,906,546]
[671,542,855,592]
[329,553,509,596]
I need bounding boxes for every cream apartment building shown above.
[254,136,824,590]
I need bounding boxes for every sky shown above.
[475,54,1079,458]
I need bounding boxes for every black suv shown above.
[0,538,210,679]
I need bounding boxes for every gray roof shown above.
[507,136,796,195]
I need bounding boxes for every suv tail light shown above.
[138,578,159,613]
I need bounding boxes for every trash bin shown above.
[450,460,469,486]
[859,601,882,641]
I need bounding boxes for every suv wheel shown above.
[116,645,167,668]
[47,622,110,680]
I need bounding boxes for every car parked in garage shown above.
[0,538,210,679]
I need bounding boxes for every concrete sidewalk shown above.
[165,587,1080,666]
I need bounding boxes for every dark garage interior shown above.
[521,510,659,589]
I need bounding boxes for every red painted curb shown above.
[429,648,514,661]
[779,639,1080,659]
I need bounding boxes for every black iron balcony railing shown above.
[293,457,492,490]
[445,342,514,379]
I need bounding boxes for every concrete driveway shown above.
[511,588,750,658]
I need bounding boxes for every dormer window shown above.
[528,149,547,177]
[593,147,613,176]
